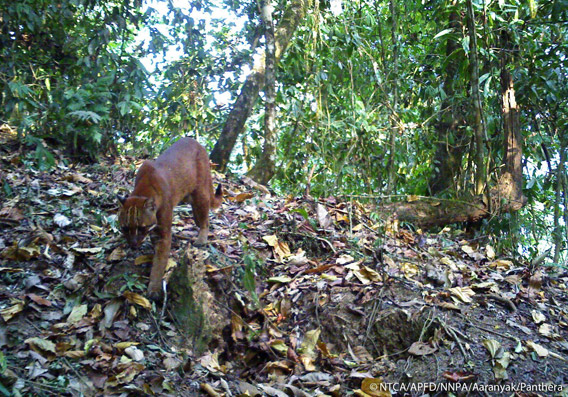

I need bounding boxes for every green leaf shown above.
[118,101,130,116]
[67,304,88,324]
[243,262,258,305]
[433,28,453,40]
[0,382,9,397]
[461,36,470,54]
[68,110,102,124]
[2,180,13,197]
[267,276,292,283]
[291,207,310,220]
[8,81,34,98]
[0,351,6,374]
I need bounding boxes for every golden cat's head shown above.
[117,195,157,248]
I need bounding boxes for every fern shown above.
[8,81,34,98]
[67,110,102,124]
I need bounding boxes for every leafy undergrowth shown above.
[1,134,568,397]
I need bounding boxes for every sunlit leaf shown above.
[0,300,25,322]
[123,291,152,310]
[67,304,88,324]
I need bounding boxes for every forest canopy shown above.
[1,0,567,266]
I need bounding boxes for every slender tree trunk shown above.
[553,139,566,264]
[248,0,277,185]
[210,0,310,172]
[429,8,467,195]
[386,0,399,194]
[562,174,568,264]
[465,0,486,195]
[495,30,525,212]
[497,69,523,206]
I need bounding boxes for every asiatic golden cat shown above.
[118,137,222,298]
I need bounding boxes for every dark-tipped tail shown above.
[211,183,223,209]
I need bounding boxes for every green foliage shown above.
[0,0,159,159]
[24,136,56,170]
[2,179,13,197]
[0,351,6,375]
[1,0,566,263]
[273,0,565,263]
[242,251,262,306]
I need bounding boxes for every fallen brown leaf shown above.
[123,291,152,310]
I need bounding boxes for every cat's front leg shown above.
[147,210,173,299]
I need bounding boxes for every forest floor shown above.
[1,132,568,397]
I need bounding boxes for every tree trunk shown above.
[553,139,566,264]
[210,0,310,172]
[380,196,488,228]
[247,0,277,185]
[429,8,467,195]
[379,29,526,229]
[386,0,399,194]
[465,0,486,195]
[562,173,568,264]
[494,30,525,212]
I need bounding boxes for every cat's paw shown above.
[147,282,163,301]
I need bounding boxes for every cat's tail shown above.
[211,183,223,209]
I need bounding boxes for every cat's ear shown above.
[117,194,127,206]
[143,197,156,211]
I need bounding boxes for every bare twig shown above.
[460,315,519,341]
[441,321,468,359]
[160,279,168,319]
[473,293,517,312]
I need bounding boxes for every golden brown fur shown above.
[118,137,222,298]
